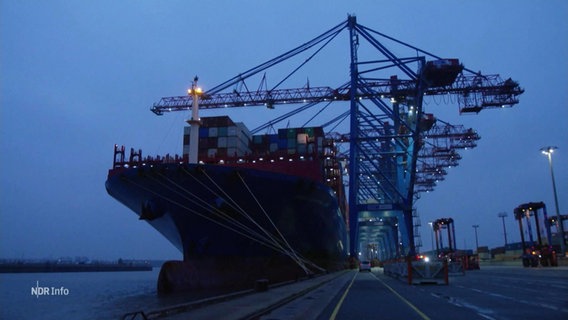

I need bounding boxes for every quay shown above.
[123,263,568,320]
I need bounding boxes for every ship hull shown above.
[106,163,348,293]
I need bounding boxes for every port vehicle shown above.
[359,260,372,272]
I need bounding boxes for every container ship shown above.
[106,115,349,294]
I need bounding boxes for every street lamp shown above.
[498,212,508,247]
[472,225,479,252]
[540,146,566,256]
[428,222,434,252]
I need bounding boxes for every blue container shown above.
[278,139,288,149]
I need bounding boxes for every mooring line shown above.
[236,171,317,274]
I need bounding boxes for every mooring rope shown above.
[179,167,293,254]
[120,166,327,274]
[185,167,326,273]
[147,171,286,252]
[235,171,313,274]
[121,175,297,255]
[196,169,314,273]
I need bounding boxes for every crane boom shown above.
[150,72,523,115]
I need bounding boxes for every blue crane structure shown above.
[150,16,523,260]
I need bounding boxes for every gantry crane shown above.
[149,15,522,259]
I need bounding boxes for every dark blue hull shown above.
[106,163,348,291]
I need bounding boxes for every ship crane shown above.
[151,73,522,115]
[148,15,523,260]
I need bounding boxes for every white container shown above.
[228,126,238,136]
[297,133,308,144]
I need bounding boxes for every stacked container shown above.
[184,116,327,161]
[183,116,252,161]
[251,127,325,156]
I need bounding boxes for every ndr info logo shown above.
[31,281,70,298]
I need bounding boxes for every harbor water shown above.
[0,268,224,319]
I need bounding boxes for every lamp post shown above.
[498,212,508,247]
[540,146,566,256]
[428,222,434,252]
[472,225,479,253]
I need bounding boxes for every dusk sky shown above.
[1,1,567,261]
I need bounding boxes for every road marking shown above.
[371,272,431,320]
[328,271,358,320]
[464,286,568,313]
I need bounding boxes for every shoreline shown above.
[0,262,152,273]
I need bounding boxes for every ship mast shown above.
[186,76,202,164]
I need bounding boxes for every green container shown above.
[287,128,296,138]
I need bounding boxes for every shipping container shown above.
[278,139,288,149]
[297,133,308,144]
[253,135,264,144]
[287,128,298,138]
[269,143,278,152]
[202,116,235,127]
[287,138,297,148]
[278,129,287,140]
[217,148,228,157]
[317,137,324,150]
[307,143,315,154]
[313,127,324,137]
[227,137,238,148]
[187,118,329,161]
[227,126,238,136]
[236,122,252,141]
[197,137,208,146]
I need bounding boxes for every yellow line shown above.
[329,270,358,320]
[371,272,431,320]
